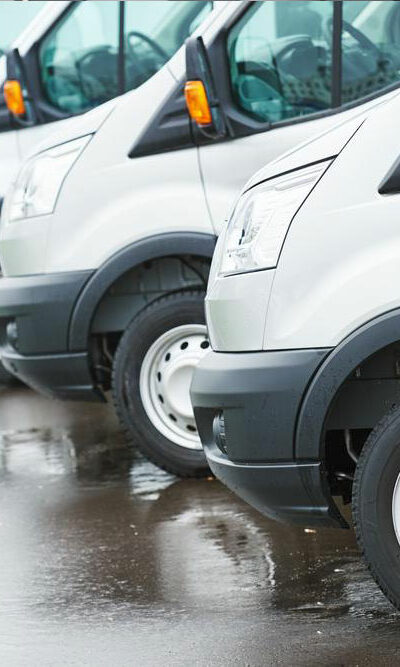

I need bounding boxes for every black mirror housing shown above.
[185,35,226,140]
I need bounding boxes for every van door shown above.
[13,1,213,162]
[197,0,400,231]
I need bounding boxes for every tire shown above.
[112,290,210,478]
[352,407,400,610]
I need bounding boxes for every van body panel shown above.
[17,98,117,162]
[0,131,20,201]
[265,91,400,350]
[206,269,274,352]
[43,68,213,274]
[201,89,399,232]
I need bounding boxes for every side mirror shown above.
[4,49,37,126]
[184,36,225,140]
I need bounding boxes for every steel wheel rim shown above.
[139,324,209,450]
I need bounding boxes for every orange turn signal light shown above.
[4,80,26,116]
[184,80,212,126]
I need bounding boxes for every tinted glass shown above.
[227,1,334,123]
[39,0,212,115]
[124,1,212,92]
[342,1,400,103]
[39,1,119,113]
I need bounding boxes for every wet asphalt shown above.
[0,387,400,666]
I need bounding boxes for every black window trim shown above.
[332,0,343,108]
[118,1,125,96]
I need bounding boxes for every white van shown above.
[0,0,46,202]
[0,0,213,203]
[191,87,400,611]
[2,0,400,477]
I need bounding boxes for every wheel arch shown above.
[68,232,216,351]
[295,308,400,462]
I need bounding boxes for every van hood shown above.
[244,90,400,192]
[28,97,118,158]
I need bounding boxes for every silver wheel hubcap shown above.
[139,324,209,450]
[393,473,400,544]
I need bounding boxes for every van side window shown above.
[39,2,120,114]
[39,1,212,116]
[227,1,334,123]
[342,1,400,104]
[123,1,212,93]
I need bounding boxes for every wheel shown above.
[112,290,210,477]
[352,407,400,610]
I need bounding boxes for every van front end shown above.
[0,60,219,479]
[192,93,400,611]
[191,158,345,527]
[191,96,400,535]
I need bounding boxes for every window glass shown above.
[342,1,400,104]
[0,1,46,55]
[124,1,212,92]
[39,2,119,114]
[227,1,334,123]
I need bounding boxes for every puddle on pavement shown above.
[0,387,399,666]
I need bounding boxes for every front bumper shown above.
[0,271,102,401]
[191,348,346,528]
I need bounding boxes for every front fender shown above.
[295,308,400,461]
[68,232,216,351]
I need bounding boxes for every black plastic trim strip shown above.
[0,270,93,355]
[204,448,343,528]
[118,1,125,96]
[69,232,216,350]
[128,81,193,158]
[378,155,400,195]
[1,348,102,402]
[331,0,343,108]
[296,308,400,461]
[191,346,345,527]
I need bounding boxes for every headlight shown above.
[5,135,92,222]
[216,160,331,277]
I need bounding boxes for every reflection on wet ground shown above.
[0,387,400,666]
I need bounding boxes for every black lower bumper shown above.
[2,347,102,402]
[206,445,337,526]
[191,348,346,528]
[0,271,101,400]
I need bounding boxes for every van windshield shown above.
[0,1,46,55]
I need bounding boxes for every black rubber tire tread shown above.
[352,406,400,611]
[112,290,210,478]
